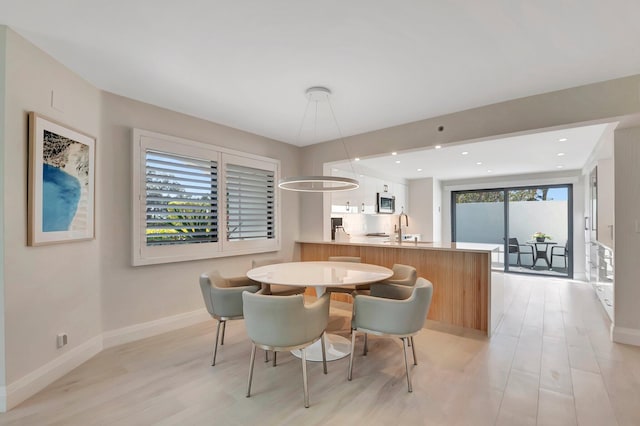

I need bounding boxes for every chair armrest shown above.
[228,276,259,288]
[370,283,413,300]
[354,294,422,335]
[304,293,330,337]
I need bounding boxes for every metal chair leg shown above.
[410,336,417,365]
[402,338,412,392]
[321,333,327,374]
[220,320,227,345]
[363,333,368,356]
[246,343,256,397]
[348,331,356,381]
[273,351,277,367]
[212,320,222,366]
[302,348,309,408]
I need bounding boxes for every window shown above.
[132,130,280,265]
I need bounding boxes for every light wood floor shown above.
[2,274,640,425]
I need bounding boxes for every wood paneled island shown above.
[296,241,503,336]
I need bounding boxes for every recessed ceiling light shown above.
[557,165,564,169]
[559,138,568,142]
[557,152,565,156]
[462,151,469,155]
[395,160,401,164]
[359,174,364,177]
[391,152,397,156]
[487,169,492,173]
[417,168,422,172]
[476,162,482,165]
[354,157,360,161]
[435,145,442,149]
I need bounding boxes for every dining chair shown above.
[199,270,260,366]
[348,277,433,392]
[251,259,306,296]
[243,291,330,408]
[379,263,418,286]
[508,238,535,267]
[550,240,569,269]
[325,256,366,295]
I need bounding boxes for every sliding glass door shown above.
[453,184,572,278]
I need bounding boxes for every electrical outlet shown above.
[56,333,68,349]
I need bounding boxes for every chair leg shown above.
[220,320,227,345]
[264,350,269,363]
[212,320,222,366]
[321,333,327,375]
[348,331,356,381]
[410,336,417,365]
[363,333,368,356]
[402,338,412,393]
[301,348,309,408]
[246,343,256,397]
[273,351,277,367]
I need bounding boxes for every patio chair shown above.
[550,241,568,269]
[508,238,535,267]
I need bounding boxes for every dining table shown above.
[527,240,557,269]
[246,261,393,361]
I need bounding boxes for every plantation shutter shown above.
[145,150,218,245]
[225,163,275,241]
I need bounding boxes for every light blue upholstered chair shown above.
[348,277,433,392]
[243,291,330,408]
[199,270,260,366]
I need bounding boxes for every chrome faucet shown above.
[397,209,408,242]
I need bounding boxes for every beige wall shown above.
[613,127,640,333]
[0,27,301,400]
[3,29,102,384]
[408,178,436,242]
[99,93,301,331]
[0,26,7,387]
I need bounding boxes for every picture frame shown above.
[28,112,96,246]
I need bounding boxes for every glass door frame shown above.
[451,184,573,278]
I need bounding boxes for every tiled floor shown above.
[1,274,639,425]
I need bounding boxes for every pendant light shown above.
[278,87,359,192]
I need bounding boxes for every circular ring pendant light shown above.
[278,87,360,192]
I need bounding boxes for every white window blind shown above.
[145,150,218,246]
[225,163,275,241]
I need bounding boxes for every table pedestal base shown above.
[291,333,351,362]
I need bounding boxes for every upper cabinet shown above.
[331,170,408,215]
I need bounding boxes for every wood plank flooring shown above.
[1,274,639,425]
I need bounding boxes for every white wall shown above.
[597,158,615,247]
[613,127,640,343]
[408,178,435,241]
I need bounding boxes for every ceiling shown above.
[1,1,639,146]
[331,123,610,181]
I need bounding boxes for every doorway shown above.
[452,184,573,278]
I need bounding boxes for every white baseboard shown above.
[0,335,103,412]
[611,325,640,347]
[102,308,210,349]
[0,308,211,412]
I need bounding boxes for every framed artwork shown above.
[28,112,96,246]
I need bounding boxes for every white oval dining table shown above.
[246,261,393,361]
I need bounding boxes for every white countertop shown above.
[297,240,501,253]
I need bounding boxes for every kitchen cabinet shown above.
[589,241,614,321]
[330,170,408,215]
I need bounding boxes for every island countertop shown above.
[296,240,504,336]
[296,240,501,254]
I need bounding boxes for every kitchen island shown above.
[296,240,503,336]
